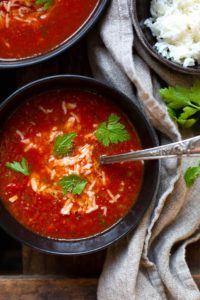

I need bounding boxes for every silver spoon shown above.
[100,136,200,165]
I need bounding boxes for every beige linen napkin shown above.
[87,0,200,299]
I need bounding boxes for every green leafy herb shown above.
[160,81,200,128]
[6,158,30,176]
[35,0,53,10]
[184,161,200,187]
[58,174,87,195]
[53,133,76,157]
[95,114,130,146]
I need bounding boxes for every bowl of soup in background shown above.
[0,75,159,255]
[0,0,108,68]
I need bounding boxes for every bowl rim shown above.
[0,75,160,255]
[0,0,109,69]
[132,0,200,75]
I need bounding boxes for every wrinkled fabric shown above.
[87,0,200,299]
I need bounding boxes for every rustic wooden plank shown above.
[22,239,200,281]
[0,274,199,300]
[193,275,200,288]
[15,57,59,87]
[15,40,91,88]
[0,276,97,300]
[186,240,200,290]
[186,240,200,274]
[22,246,106,277]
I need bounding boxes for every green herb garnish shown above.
[95,114,130,146]
[6,158,30,176]
[160,81,200,128]
[35,0,53,10]
[58,174,87,195]
[184,161,200,187]
[53,133,76,157]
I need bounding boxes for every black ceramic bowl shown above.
[0,0,108,69]
[0,75,159,255]
[132,0,200,75]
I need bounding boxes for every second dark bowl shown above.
[132,0,200,75]
[0,0,109,69]
[0,75,160,255]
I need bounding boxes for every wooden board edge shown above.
[0,276,98,300]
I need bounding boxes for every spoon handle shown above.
[100,136,200,165]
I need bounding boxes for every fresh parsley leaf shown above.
[160,86,191,109]
[179,106,198,120]
[35,0,53,10]
[6,158,30,176]
[58,174,87,195]
[95,114,130,146]
[160,81,200,128]
[189,81,200,106]
[184,162,200,187]
[177,106,198,128]
[178,118,197,128]
[167,107,177,121]
[53,133,76,157]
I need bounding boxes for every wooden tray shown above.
[0,40,199,300]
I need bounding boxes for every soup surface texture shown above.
[0,90,143,239]
[0,0,98,60]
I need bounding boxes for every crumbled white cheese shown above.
[101,206,107,216]
[84,132,96,140]
[30,178,38,192]
[24,143,37,152]
[39,185,47,192]
[70,112,80,123]
[65,116,76,129]
[21,138,30,144]
[62,101,67,115]
[16,130,24,140]
[49,130,63,142]
[82,163,92,170]
[88,180,96,191]
[86,205,99,213]
[67,103,77,109]
[107,189,120,203]
[39,105,53,114]
[61,201,73,215]
[84,170,92,175]
[101,171,106,185]
[145,0,200,67]
[8,195,18,203]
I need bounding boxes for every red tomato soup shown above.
[0,0,99,60]
[0,90,143,239]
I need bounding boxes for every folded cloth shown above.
[87,0,200,299]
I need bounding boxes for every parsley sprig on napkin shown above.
[160,81,200,128]
[184,162,200,187]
